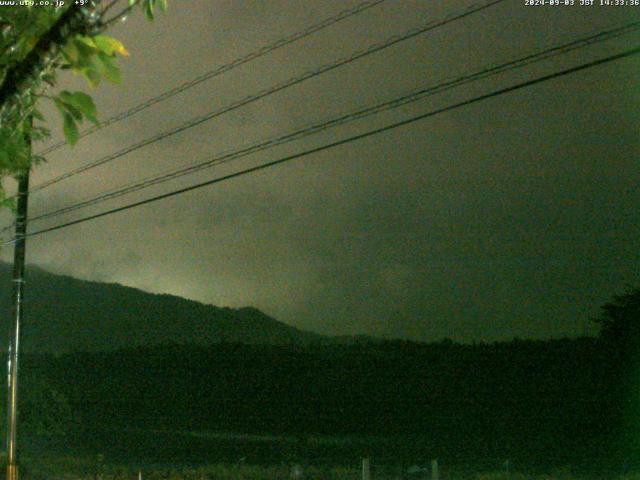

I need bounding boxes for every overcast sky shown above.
[2,0,639,343]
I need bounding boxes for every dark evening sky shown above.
[1,0,638,343]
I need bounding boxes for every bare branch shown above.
[100,0,122,16]
[103,0,140,27]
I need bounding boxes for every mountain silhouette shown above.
[0,262,323,352]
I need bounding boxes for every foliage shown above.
[593,287,640,347]
[0,7,65,74]
[19,371,75,435]
[0,0,167,209]
[0,369,74,438]
[29,338,621,472]
[591,288,640,470]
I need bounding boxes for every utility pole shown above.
[6,163,30,480]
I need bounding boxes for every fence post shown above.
[362,457,371,480]
[431,459,439,480]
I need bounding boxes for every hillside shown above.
[0,263,323,352]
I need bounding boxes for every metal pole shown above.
[6,168,29,480]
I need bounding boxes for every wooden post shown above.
[362,457,371,480]
[431,459,439,480]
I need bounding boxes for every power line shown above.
[1,19,635,235]
[25,0,506,196]
[4,45,638,246]
[36,0,388,156]
[20,19,640,228]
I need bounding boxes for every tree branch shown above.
[103,1,140,27]
[0,6,92,116]
[101,0,122,16]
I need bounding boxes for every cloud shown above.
[8,0,640,343]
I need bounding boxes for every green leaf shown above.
[31,108,45,121]
[158,0,168,12]
[58,91,98,126]
[61,40,79,64]
[53,97,65,117]
[42,73,55,86]
[62,112,79,145]
[81,66,101,88]
[1,196,17,213]
[73,38,97,69]
[74,35,98,51]
[95,52,121,84]
[65,103,82,121]
[0,149,9,169]
[29,126,50,142]
[54,97,81,122]
[93,35,129,57]
[143,0,155,20]
[31,155,47,166]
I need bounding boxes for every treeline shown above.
[19,336,639,471]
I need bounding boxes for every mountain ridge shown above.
[0,262,330,352]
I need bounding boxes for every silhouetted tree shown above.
[593,287,640,349]
[0,370,74,438]
[591,288,640,470]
